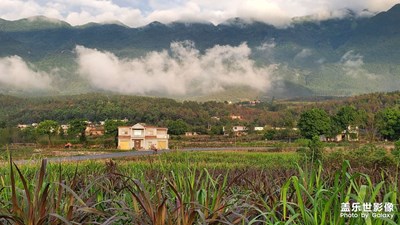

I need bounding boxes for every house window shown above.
[157,130,167,135]
[133,130,142,136]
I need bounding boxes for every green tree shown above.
[333,106,366,137]
[263,130,276,140]
[105,120,127,137]
[296,136,324,165]
[167,119,189,135]
[69,119,88,143]
[375,107,400,140]
[308,136,324,163]
[36,120,59,146]
[20,127,38,143]
[210,125,224,135]
[298,108,331,139]
[0,128,11,145]
[105,120,127,146]
[327,118,344,141]
[392,140,400,164]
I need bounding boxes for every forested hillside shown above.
[1,5,400,98]
[1,91,400,128]
[1,91,400,147]
[0,94,272,128]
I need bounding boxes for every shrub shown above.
[392,139,400,164]
[294,138,311,147]
[349,144,393,167]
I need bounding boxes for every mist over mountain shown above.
[0,4,400,100]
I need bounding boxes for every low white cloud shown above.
[146,0,400,26]
[76,41,273,95]
[63,0,143,26]
[341,50,365,72]
[316,58,326,64]
[340,50,377,79]
[0,56,53,90]
[257,41,276,51]
[0,0,398,27]
[255,40,276,64]
[0,0,145,26]
[294,49,313,61]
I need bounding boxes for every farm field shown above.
[0,148,399,224]
[0,146,127,162]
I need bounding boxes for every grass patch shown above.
[0,150,398,224]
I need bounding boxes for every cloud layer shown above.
[0,0,398,27]
[0,56,52,90]
[340,50,377,79]
[76,41,273,95]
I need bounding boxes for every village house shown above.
[17,123,39,130]
[249,100,261,105]
[233,125,247,133]
[272,127,299,131]
[118,123,169,150]
[17,124,29,130]
[113,118,129,123]
[254,127,264,131]
[211,116,220,121]
[61,124,70,135]
[346,126,359,141]
[223,125,248,136]
[185,131,199,136]
[85,124,105,136]
[230,115,242,120]
[320,126,359,142]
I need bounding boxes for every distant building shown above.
[230,115,242,120]
[272,127,298,131]
[17,124,28,130]
[185,132,199,136]
[18,122,50,130]
[320,126,359,142]
[113,118,129,123]
[85,124,105,136]
[344,126,359,141]
[232,126,248,136]
[254,127,264,131]
[118,123,169,150]
[248,100,261,106]
[61,124,70,135]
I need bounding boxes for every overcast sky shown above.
[0,0,399,27]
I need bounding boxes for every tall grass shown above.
[0,153,111,224]
[0,151,398,224]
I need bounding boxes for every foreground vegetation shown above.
[0,149,399,224]
[1,91,400,223]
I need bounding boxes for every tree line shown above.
[0,92,400,146]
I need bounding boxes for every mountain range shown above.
[1,4,400,101]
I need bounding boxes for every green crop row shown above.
[0,151,398,224]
